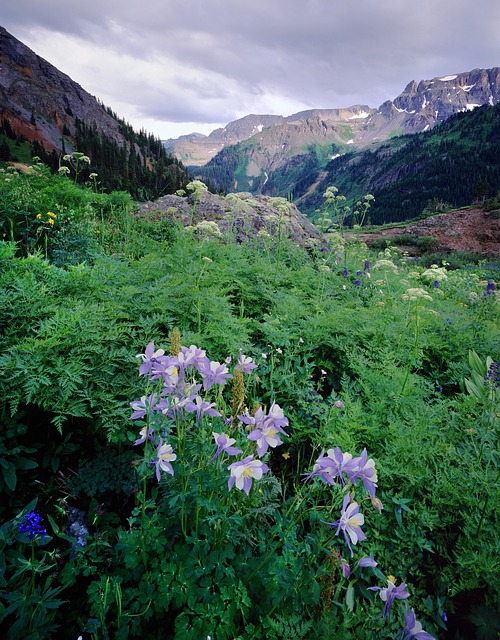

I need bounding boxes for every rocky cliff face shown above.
[0,26,127,153]
[366,68,500,139]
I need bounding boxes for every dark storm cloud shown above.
[2,0,499,136]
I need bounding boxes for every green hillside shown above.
[297,103,500,223]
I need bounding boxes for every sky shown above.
[2,0,499,140]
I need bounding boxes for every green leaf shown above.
[469,350,486,376]
[345,582,355,611]
[464,378,483,399]
[3,461,16,491]
[46,513,60,535]
[16,457,38,470]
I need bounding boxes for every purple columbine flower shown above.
[234,353,258,374]
[177,345,208,372]
[199,360,233,390]
[164,395,189,419]
[266,402,289,430]
[239,402,289,438]
[136,342,167,376]
[342,269,348,278]
[303,448,357,485]
[350,448,378,497]
[243,404,289,457]
[227,455,269,495]
[154,438,176,481]
[211,433,243,462]
[19,511,47,541]
[174,381,203,402]
[325,493,366,557]
[485,281,495,295]
[358,557,378,568]
[238,406,266,431]
[129,394,159,420]
[152,362,180,389]
[134,425,156,446]
[248,420,288,457]
[184,395,221,425]
[363,260,371,272]
[340,556,351,578]
[432,280,439,288]
[353,279,362,286]
[396,607,436,640]
[369,578,410,619]
[370,496,384,513]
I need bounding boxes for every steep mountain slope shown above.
[185,68,500,198]
[0,26,129,153]
[0,26,189,198]
[298,102,500,224]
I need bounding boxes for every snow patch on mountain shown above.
[348,111,370,119]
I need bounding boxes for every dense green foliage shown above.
[0,164,498,639]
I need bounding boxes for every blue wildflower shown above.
[484,362,500,388]
[19,511,47,541]
[342,269,348,278]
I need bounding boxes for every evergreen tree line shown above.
[1,115,191,201]
[193,145,242,193]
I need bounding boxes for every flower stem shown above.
[29,539,35,631]
[141,475,148,569]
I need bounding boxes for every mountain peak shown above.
[166,67,500,169]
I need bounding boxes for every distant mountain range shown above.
[164,67,500,170]
[1,24,499,219]
[166,67,500,221]
[0,26,189,198]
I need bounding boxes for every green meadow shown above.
[0,161,498,639]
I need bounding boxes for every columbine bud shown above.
[370,496,384,513]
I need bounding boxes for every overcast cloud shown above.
[2,0,499,139]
